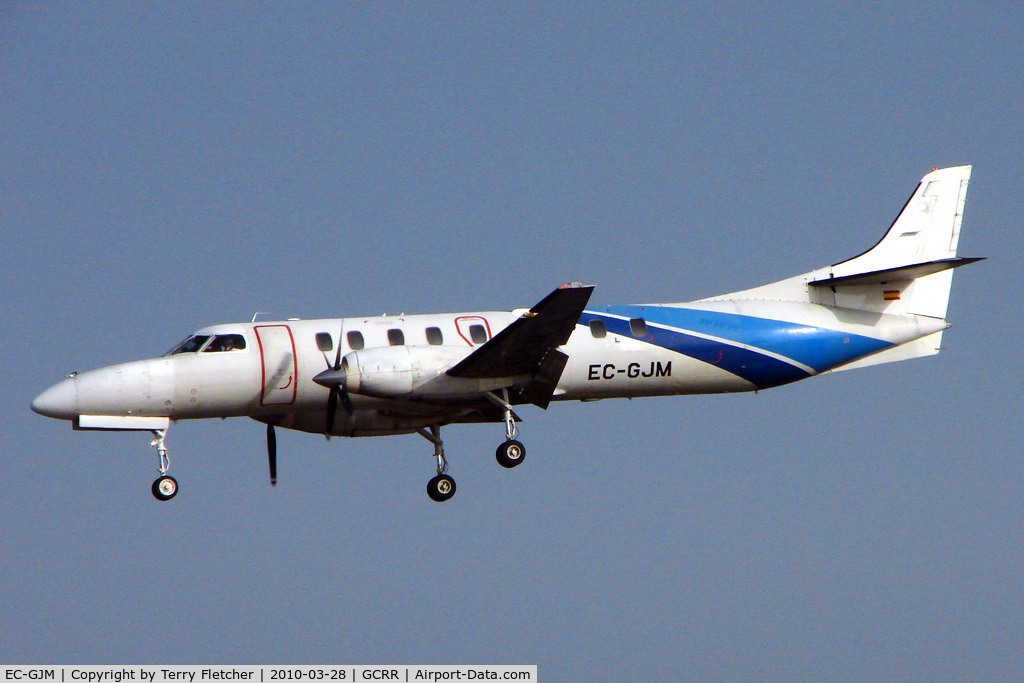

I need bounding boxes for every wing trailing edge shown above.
[447,283,593,407]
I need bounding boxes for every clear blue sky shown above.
[2,3,1021,680]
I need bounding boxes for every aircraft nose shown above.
[31,375,78,420]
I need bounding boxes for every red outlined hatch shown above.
[254,325,297,406]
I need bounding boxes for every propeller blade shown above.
[339,386,354,415]
[321,323,352,437]
[326,386,338,434]
[266,423,277,487]
[333,328,344,370]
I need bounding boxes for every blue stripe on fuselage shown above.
[579,306,894,390]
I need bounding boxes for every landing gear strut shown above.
[149,429,178,501]
[416,390,528,500]
[488,390,526,469]
[419,425,456,502]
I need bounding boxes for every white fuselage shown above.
[31,299,945,437]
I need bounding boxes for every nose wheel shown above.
[149,429,178,501]
[152,475,178,501]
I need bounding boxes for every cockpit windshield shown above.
[166,335,211,355]
[166,333,248,356]
[203,334,247,352]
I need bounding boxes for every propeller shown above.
[314,325,353,435]
[266,422,277,486]
[268,325,353,486]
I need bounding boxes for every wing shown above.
[446,283,594,405]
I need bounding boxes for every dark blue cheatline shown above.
[579,306,894,390]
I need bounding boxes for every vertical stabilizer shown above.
[695,166,982,371]
[825,165,972,319]
[700,166,977,318]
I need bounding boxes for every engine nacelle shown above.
[342,346,476,399]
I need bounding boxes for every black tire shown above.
[427,474,456,502]
[496,440,526,469]
[151,475,178,501]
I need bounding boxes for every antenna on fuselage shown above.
[251,312,269,323]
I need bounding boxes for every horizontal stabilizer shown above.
[808,257,985,288]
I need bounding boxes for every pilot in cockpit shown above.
[203,334,246,353]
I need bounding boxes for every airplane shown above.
[31,165,983,502]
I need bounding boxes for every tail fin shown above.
[700,166,983,369]
[706,166,981,317]
[812,165,977,319]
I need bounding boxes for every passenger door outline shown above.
[254,325,297,406]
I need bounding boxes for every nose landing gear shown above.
[149,429,178,501]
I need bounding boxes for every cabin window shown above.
[315,332,333,352]
[589,320,607,339]
[469,324,488,344]
[388,329,405,346]
[426,326,444,345]
[203,334,247,352]
[629,317,647,337]
[347,331,364,350]
[167,335,210,355]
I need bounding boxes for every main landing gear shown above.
[417,391,527,502]
[418,425,456,502]
[490,389,526,470]
[496,439,526,468]
[149,429,178,501]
